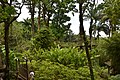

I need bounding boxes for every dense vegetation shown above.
[0,0,120,80]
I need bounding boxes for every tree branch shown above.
[10,0,12,6]
[10,0,25,24]
[83,2,90,14]
[0,0,10,6]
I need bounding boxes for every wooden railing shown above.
[19,64,28,80]
[0,53,29,80]
[15,59,29,80]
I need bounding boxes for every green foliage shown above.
[49,0,76,40]
[33,60,91,80]
[0,44,22,70]
[47,48,87,68]
[97,33,120,74]
[0,23,4,44]
[0,44,5,63]
[109,74,120,80]
[2,0,120,79]
[105,33,120,58]
[8,21,31,52]
[104,0,120,25]
[0,6,16,22]
[105,33,120,74]
[9,51,22,70]
[29,47,87,69]
[32,28,55,50]
[96,38,109,66]
[23,47,104,80]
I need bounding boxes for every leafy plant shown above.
[30,47,88,69]
[109,74,120,80]
[31,60,91,80]
[97,33,120,75]
[32,28,56,50]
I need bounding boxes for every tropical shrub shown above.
[32,28,56,50]
[29,47,88,69]
[109,74,120,80]
[31,60,91,80]
[97,33,120,75]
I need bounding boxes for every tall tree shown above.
[84,0,103,47]
[88,0,95,49]
[31,0,35,36]
[51,0,77,40]
[78,0,94,80]
[40,0,55,27]
[78,0,89,45]
[103,0,120,35]
[0,0,25,79]
[37,0,41,31]
[25,0,36,36]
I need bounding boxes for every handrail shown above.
[18,64,28,80]
[18,73,27,80]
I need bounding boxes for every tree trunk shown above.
[26,59,29,80]
[89,18,93,50]
[31,1,35,36]
[79,2,94,80]
[38,1,41,31]
[83,31,95,80]
[97,29,100,40]
[79,3,84,36]
[43,3,46,26]
[46,2,53,27]
[47,11,50,27]
[79,3,84,46]
[89,0,95,49]
[109,20,116,36]
[4,21,10,80]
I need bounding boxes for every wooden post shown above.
[16,59,18,80]
[25,57,29,80]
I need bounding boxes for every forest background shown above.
[0,0,120,80]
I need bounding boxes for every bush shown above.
[96,38,109,66]
[23,46,108,80]
[32,60,91,80]
[109,74,120,80]
[30,47,88,69]
[97,33,120,75]
[32,28,56,50]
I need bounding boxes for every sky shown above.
[67,0,104,35]
[17,0,105,36]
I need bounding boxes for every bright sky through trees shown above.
[17,0,104,35]
[68,0,105,35]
